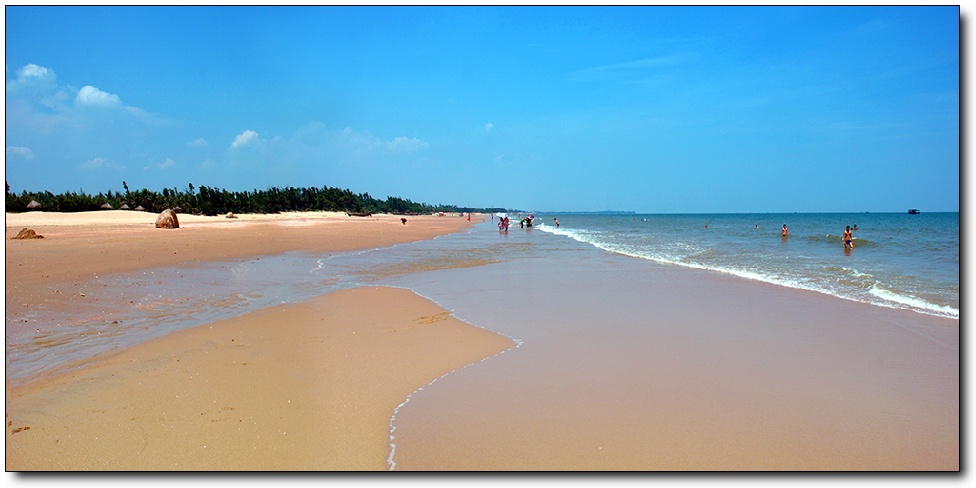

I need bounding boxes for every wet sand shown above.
[381,226,960,471]
[5,286,513,470]
[5,210,516,470]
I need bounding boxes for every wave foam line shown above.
[384,286,522,471]
[869,284,959,318]
[538,225,959,320]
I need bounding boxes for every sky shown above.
[3,5,961,213]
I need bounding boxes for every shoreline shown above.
[5,210,516,470]
[379,223,960,471]
[5,210,481,359]
[4,211,961,472]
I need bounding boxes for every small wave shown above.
[869,284,959,318]
[540,225,957,320]
[816,234,877,248]
[850,237,877,248]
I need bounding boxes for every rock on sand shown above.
[155,209,180,229]
[11,228,44,239]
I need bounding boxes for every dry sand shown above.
[5,210,475,322]
[5,210,472,292]
[5,210,513,470]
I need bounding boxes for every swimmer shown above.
[781,224,788,236]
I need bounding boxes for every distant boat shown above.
[908,209,920,214]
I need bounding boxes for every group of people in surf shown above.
[780,223,858,249]
[496,214,541,232]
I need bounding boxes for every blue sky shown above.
[3,6,960,213]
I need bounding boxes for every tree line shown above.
[5,181,505,216]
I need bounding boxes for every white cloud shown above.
[75,85,123,108]
[484,122,494,132]
[387,136,429,154]
[332,128,430,156]
[6,63,63,112]
[16,63,54,83]
[189,138,209,147]
[231,129,260,148]
[6,146,35,159]
[141,158,176,171]
[81,156,123,170]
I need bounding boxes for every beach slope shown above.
[5,286,514,470]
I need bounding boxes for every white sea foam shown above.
[538,222,959,320]
[869,284,959,318]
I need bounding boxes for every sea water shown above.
[4,212,958,385]
[535,212,959,319]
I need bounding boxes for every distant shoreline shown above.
[536,210,958,215]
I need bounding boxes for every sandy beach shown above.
[5,210,474,306]
[4,210,479,342]
[5,210,514,470]
[3,210,961,473]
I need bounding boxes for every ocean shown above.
[534,212,959,319]
[4,212,958,386]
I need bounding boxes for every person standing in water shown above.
[554,218,559,228]
[781,224,788,237]
[843,226,854,249]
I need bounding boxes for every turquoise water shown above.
[534,212,959,319]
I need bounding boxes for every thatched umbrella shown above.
[26,200,42,210]
[100,203,113,210]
